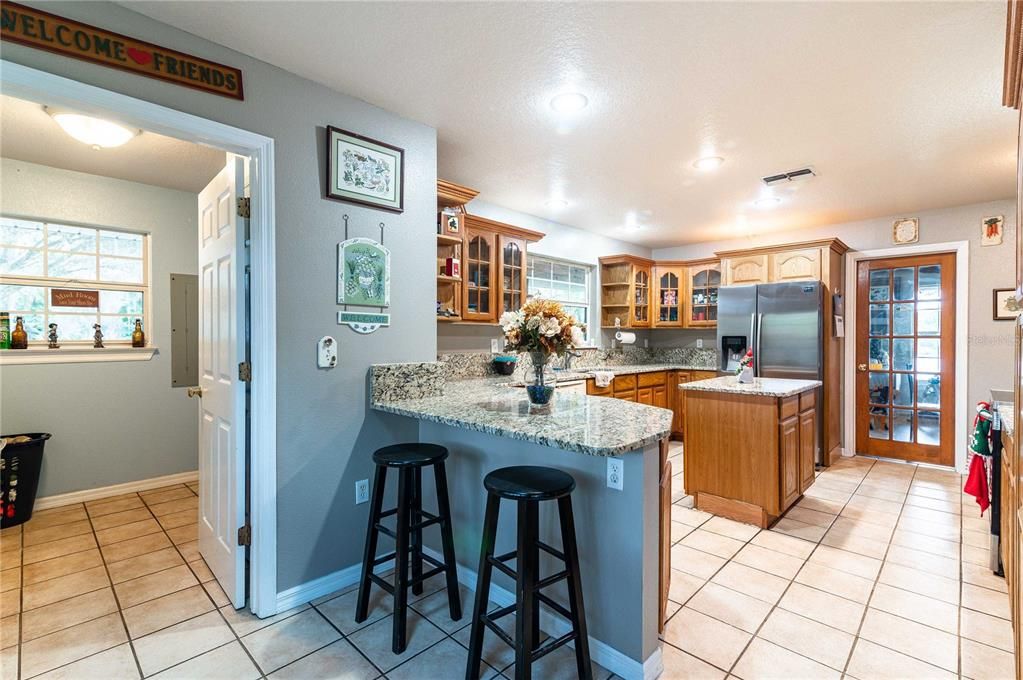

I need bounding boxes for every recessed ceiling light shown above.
[47,108,139,149]
[550,92,589,114]
[754,196,782,209]
[693,156,724,172]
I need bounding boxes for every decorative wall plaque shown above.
[51,288,99,308]
[337,238,390,307]
[338,311,391,334]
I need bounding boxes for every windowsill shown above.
[0,346,158,365]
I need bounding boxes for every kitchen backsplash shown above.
[438,346,719,380]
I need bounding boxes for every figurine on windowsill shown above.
[47,323,60,349]
[93,323,104,348]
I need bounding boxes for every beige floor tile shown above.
[100,532,172,564]
[807,544,882,580]
[839,505,900,529]
[147,497,198,518]
[387,637,494,680]
[732,544,804,580]
[32,642,138,680]
[151,640,261,680]
[166,523,197,545]
[0,569,19,594]
[22,549,102,586]
[330,607,437,674]
[0,546,21,567]
[451,608,532,673]
[710,562,788,604]
[21,587,118,642]
[782,506,837,529]
[133,609,234,676]
[670,544,726,579]
[901,503,962,526]
[107,547,184,585]
[95,518,162,546]
[960,606,1015,653]
[777,583,865,634]
[22,533,96,566]
[187,558,215,583]
[750,529,815,558]
[897,516,960,543]
[701,516,760,542]
[316,584,392,635]
[219,601,308,638]
[88,508,154,532]
[688,582,771,633]
[114,564,198,609]
[661,606,751,671]
[141,486,195,505]
[0,644,16,680]
[757,607,854,671]
[513,634,610,680]
[19,612,127,678]
[158,509,198,530]
[795,562,873,604]
[23,507,87,531]
[658,643,726,680]
[904,494,960,514]
[962,515,990,534]
[410,584,475,633]
[853,484,907,504]
[671,506,713,528]
[962,582,1011,620]
[0,589,19,617]
[962,543,992,567]
[890,529,959,559]
[176,540,201,562]
[21,565,109,611]
[203,580,230,608]
[819,527,888,559]
[878,562,959,604]
[792,496,845,516]
[961,637,1015,680]
[963,529,990,549]
[802,484,852,504]
[667,569,705,605]
[0,614,17,650]
[868,583,958,633]
[732,636,841,680]
[884,544,959,579]
[671,521,694,545]
[847,639,956,680]
[86,496,144,518]
[843,495,903,516]
[770,518,827,543]
[21,520,92,548]
[909,483,959,500]
[122,584,214,639]
[858,608,957,671]
[679,529,745,559]
[829,516,895,543]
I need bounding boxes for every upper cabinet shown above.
[685,260,720,328]
[462,226,497,322]
[769,248,822,282]
[654,265,684,328]
[500,236,526,315]
[599,255,654,328]
[718,239,848,288]
[632,264,652,327]
[722,254,768,285]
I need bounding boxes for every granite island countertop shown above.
[680,376,822,398]
[371,377,673,457]
[996,401,1015,438]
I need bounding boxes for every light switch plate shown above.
[317,336,338,368]
[696,338,703,349]
[606,457,624,490]
[491,338,501,353]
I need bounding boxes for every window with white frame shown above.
[0,217,148,344]
[526,255,591,337]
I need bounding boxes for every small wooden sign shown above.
[338,311,390,334]
[51,288,99,308]
[0,2,244,100]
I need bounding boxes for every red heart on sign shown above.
[126,48,153,65]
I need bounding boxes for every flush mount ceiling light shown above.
[549,92,589,114]
[693,156,724,172]
[47,108,140,149]
[754,196,782,209]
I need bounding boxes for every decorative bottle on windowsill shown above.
[9,316,27,350]
[131,319,145,348]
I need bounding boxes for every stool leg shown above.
[434,461,462,620]
[465,492,500,680]
[558,496,592,680]
[355,465,387,623]
[514,500,539,680]
[392,468,412,654]
[411,467,424,596]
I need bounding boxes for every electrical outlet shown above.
[606,457,624,490]
[490,338,501,353]
[355,479,369,504]
[696,338,704,349]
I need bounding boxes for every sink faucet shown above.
[563,350,583,370]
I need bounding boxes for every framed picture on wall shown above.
[993,288,1021,321]
[982,215,1004,246]
[326,126,404,213]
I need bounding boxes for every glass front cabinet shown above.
[499,236,526,315]
[685,260,720,328]
[462,227,497,322]
[654,265,684,328]
[632,265,652,327]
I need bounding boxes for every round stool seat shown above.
[372,443,448,468]
[484,466,576,501]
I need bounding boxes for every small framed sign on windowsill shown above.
[0,346,158,365]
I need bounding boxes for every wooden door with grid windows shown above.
[855,253,955,466]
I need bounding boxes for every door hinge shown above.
[236,197,251,219]
[238,361,252,382]
[237,524,251,547]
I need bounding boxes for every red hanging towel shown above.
[963,453,990,514]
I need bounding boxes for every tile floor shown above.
[0,449,1015,679]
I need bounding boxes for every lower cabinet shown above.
[780,416,800,509]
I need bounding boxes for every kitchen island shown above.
[681,376,822,528]
[370,362,673,680]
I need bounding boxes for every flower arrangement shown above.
[499,299,586,356]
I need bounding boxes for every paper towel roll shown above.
[615,331,637,344]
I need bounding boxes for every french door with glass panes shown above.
[855,253,955,466]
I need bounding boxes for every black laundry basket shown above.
[1,433,50,528]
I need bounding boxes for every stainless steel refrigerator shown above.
[717,281,824,458]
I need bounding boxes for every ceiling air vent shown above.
[762,167,816,187]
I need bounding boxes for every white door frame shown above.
[843,241,970,472]
[1,60,279,616]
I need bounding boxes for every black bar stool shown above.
[355,443,461,654]
[465,466,591,680]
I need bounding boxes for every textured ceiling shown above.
[0,95,225,193]
[124,1,1016,246]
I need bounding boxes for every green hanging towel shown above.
[970,402,993,457]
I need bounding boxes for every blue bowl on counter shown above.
[492,355,517,376]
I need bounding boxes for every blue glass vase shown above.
[524,351,557,405]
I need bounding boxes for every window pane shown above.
[892,338,914,371]
[568,284,587,304]
[99,230,143,258]
[918,302,940,336]
[916,338,940,373]
[570,266,586,285]
[532,259,551,280]
[49,251,96,279]
[48,224,96,253]
[100,257,143,283]
[102,315,135,340]
[868,339,890,369]
[869,373,889,404]
[869,304,889,336]
[892,410,913,443]
[918,265,941,300]
[869,407,889,439]
[0,246,43,276]
[869,269,890,301]
[0,219,44,247]
[918,374,940,408]
[48,314,96,341]
[892,267,915,301]
[0,284,45,312]
[694,270,709,287]
[892,373,914,406]
[553,263,570,282]
[18,313,45,341]
[918,410,940,446]
[98,290,144,315]
[893,303,914,335]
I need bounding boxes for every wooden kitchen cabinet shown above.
[632,265,652,327]
[685,260,720,328]
[770,248,822,282]
[780,415,800,509]
[654,265,685,327]
[599,255,655,328]
[462,227,497,322]
[722,254,769,285]
[498,235,526,314]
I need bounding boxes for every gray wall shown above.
[0,158,199,496]
[438,199,652,352]
[3,2,436,592]
[653,199,1017,417]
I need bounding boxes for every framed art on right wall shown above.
[993,288,1021,320]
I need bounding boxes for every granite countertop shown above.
[996,401,1015,437]
[680,376,822,398]
[371,378,674,457]
[577,364,719,376]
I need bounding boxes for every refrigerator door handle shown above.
[754,313,763,377]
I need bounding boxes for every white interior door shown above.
[196,156,248,608]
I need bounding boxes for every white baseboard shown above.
[275,558,395,613]
[35,470,199,510]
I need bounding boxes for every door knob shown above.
[187,386,204,398]
[857,364,867,372]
